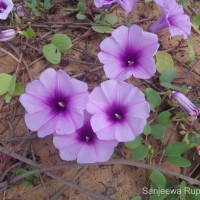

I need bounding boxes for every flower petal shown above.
[96,125,116,140]
[37,116,58,138]
[115,121,135,142]
[25,110,54,131]
[126,117,147,137]
[95,140,118,162]
[77,145,97,163]
[59,143,82,161]
[87,86,109,113]
[90,113,112,132]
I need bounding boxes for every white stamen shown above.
[128,60,134,65]
[58,101,65,108]
[85,136,89,142]
[115,113,121,120]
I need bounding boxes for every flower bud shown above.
[16,5,24,17]
[0,29,16,42]
[172,91,200,124]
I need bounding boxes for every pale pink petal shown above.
[59,143,82,161]
[118,0,137,13]
[25,80,50,100]
[115,122,135,142]
[124,87,146,106]
[38,116,58,138]
[19,94,49,114]
[111,26,129,49]
[95,140,118,162]
[131,61,156,79]
[55,113,76,135]
[87,86,109,113]
[77,145,97,163]
[99,37,122,57]
[68,110,84,129]
[53,134,78,149]
[96,125,116,140]
[69,78,88,96]
[90,113,112,132]
[39,68,57,94]
[101,80,117,104]
[103,63,128,80]
[126,117,147,137]
[127,102,150,118]
[56,70,71,96]
[115,82,133,103]
[25,110,54,131]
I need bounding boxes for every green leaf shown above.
[150,124,165,139]
[8,75,16,96]
[166,142,191,167]
[180,0,189,7]
[23,27,35,39]
[160,82,186,92]
[143,123,151,135]
[166,156,191,167]
[166,142,189,156]
[92,14,117,33]
[5,94,12,103]
[159,68,178,83]
[104,14,117,25]
[44,0,54,10]
[51,34,72,53]
[26,175,33,182]
[179,181,186,200]
[13,83,24,96]
[132,196,142,200]
[77,2,86,12]
[186,40,196,65]
[125,136,142,149]
[157,111,171,127]
[188,133,200,144]
[94,14,117,25]
[187,186,200,200]
[149,193,168,200]
[32,7,41,16]
[132,144,148,160]
[21,180,31,187]
[43,44,61,64]
[165,194,179,200]
[192,14,200,34]
[16,168,28,176]
[144,88,161,111]
[76,12,87,20]
[150,170,166,189]
[0,73,13,95]
[155,51,174,74]
[92,25,114,33]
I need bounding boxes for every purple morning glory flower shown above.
[86,80,150,142]
[149,0,191,39]
[20,68,89,138]
[94,0,117,8]
[94,0,137,13]
[53,111,118,163]
[118,0,137,13]
[0,29,16,41]
[98,24,159,80]
[0,0,14,20]
[172,91,200,124]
